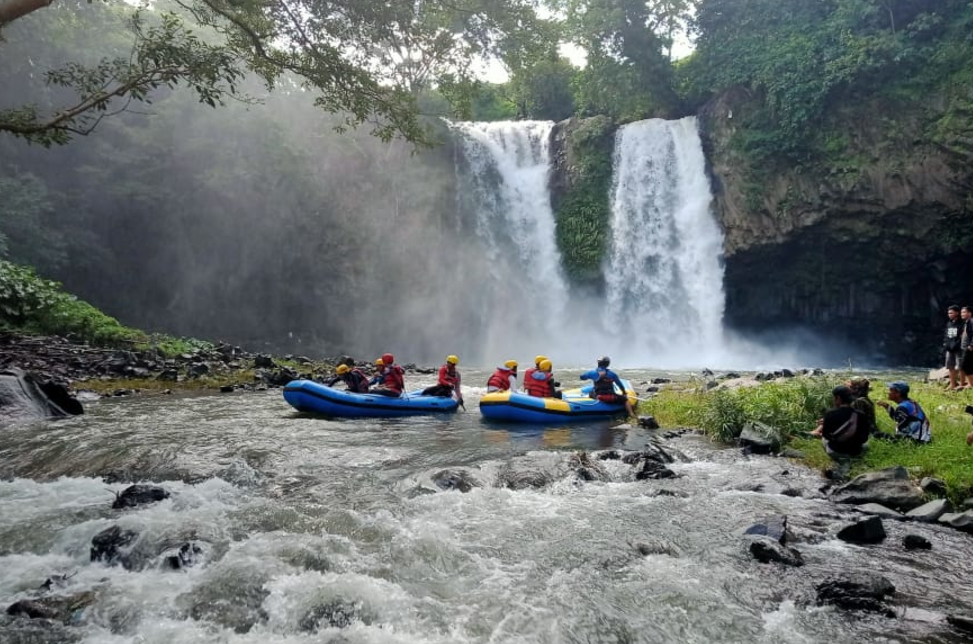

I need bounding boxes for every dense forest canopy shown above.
[1,0,972,360]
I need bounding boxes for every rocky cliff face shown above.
[699,86,973,364]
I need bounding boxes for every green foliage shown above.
[554,116,616,285]
[508,57,578,121]
[0,259,145,345]
[0,0,549,146]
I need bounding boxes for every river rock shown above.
[738,421,781,454]
[637,415,660,429]
[903,534,932,550]
[816,573,896,614]
[853,503,904,520]
[938,510,973,532]
[90,525,138,565]
[830,466,924,511]
[569,452,609,482]
[0,368,83,421]
[6,591,96,623]
[164,542,204,570]
[747,537,804,567]
[744,516,788,544]
[836,516,886,544]
[431,469,478,493]
[112,484,170,509]
[919,477,948,496]
[635,460,676,480]
[948,614,973,634]
[906,499,952,523]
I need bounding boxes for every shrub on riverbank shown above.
[643,376,973,501]
[0,259,211,358]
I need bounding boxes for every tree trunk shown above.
[0,0,57,25]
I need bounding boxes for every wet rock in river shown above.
[90,525,138,566]
[836,516,887,544]
[6,591,96,623]
[635,460,676,480]
[569,452,609,482]
[112,484,170,509]
[830,466,925,511]
[637,415,660,429]
[938,510,973,533]
[816,573,896,615]
[906,499,952,523]
[164,542,205,570]
[432,469,478,493]
[947,614,973,634]
[854,503,904,520]
[0,368,83,421]
[903,534,932,550]
[747,537,804,567]
[738,421,781,454]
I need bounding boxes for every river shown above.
[1,369,971,643]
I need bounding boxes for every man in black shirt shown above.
[810,386,870,477]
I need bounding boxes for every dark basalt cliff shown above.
[698,86,973,364]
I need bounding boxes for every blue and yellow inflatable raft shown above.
[479,381,636,424]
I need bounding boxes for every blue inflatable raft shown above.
[283,380,460,418]
[479,381,636,424]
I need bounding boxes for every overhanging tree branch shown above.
[0,0,56,26]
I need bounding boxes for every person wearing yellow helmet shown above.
[324,361,370,393]
[486,359,519,392]
[524,358,561,399]
[422,354,463,403]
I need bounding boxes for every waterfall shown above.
[604,117,725,367]
[451,121,571,360]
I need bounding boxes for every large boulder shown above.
[0,368,83,422]
[836,516,887,544]
[906,499,952,523]
[816,573,896,615]
[747,537,804,567]
[938,510,973,533]
[830,467,924,511]
[738,421,782,454]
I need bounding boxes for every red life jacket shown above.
[345,368,370,394]
[438,364,459,389]
[382,364,405,393]
[524,371,553,398]
[487,368,512,391]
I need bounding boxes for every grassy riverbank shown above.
[640,376,973,502]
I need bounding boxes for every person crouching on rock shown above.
[487,360,519,393]
[325,363,370,393]
[369,353,405,397]
[525,359,561,399]
[810,385,870,474]
[422,355,463,405]
[875,381,931,443]
[580,356,634,418]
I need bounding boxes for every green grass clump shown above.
[641,376,973,503]
[0,259,145,346]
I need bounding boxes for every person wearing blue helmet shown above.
[580,356,634,417]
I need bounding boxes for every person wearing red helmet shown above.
[368,353,405,397]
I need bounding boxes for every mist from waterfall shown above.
[604,117,726,368]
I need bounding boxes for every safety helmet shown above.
[446,354,459,365]
[336,364,350,375]
[539,359,552,372]
[504,359,518,370]
[381,353,394,365]
[534,355,548,366]
[597,356,610,368]
[375,358,385,366]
